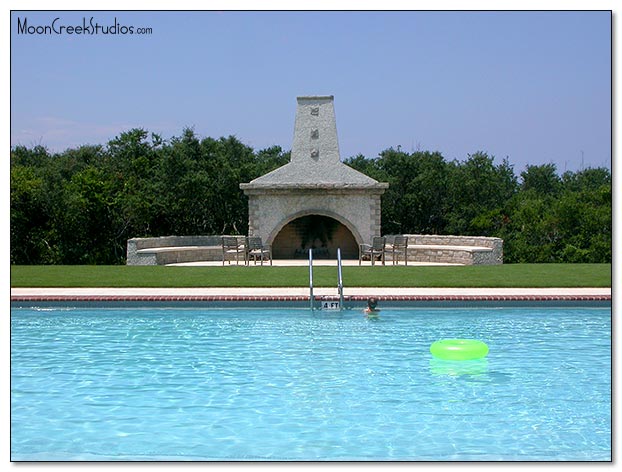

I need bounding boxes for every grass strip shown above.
[10,264,611,288]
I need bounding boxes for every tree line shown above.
[10,128,611,264]
[346,148,611,263]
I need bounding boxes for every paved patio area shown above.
[167,259,461,267]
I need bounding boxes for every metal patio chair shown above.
[222,236,245,265]
[245,236,272,266]
[359,236,386,266]
[390,235,409,265]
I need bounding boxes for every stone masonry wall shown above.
[384,234,503,265]
[127,235,228,265]
[246,188,384,248]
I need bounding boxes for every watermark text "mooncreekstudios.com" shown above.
[16,16,153,36]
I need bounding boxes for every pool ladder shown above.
[309,248,314,310]
[337,248,345,309]
[308,248,345,311]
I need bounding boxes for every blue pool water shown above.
[11,306,611,461]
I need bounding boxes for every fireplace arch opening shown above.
[271,214,359,259]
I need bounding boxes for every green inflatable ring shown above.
[430,339,489,361]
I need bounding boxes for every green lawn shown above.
[10,264,611,288]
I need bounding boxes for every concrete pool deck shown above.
[10,287,611,304]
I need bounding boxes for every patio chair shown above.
[245,236,272,266]
[359,236,386,266]
[222,236,245,265]
[390,235,409,265]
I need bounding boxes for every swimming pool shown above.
[11,306,611,461]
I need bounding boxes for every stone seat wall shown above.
[384,234,503,265]
[127,236,242,265]
[127,234,503,265]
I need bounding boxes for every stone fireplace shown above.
[240,96,388,259]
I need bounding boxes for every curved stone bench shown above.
[385,234,503,265]
[127,236,238,265]
[135,245,223,265]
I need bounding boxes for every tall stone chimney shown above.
[240,95,388,258]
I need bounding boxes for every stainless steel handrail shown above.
[309,248,314,310]
[337,248,344,310]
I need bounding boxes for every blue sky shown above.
[10,10,612,173]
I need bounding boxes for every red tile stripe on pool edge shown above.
[10,295,612,302]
